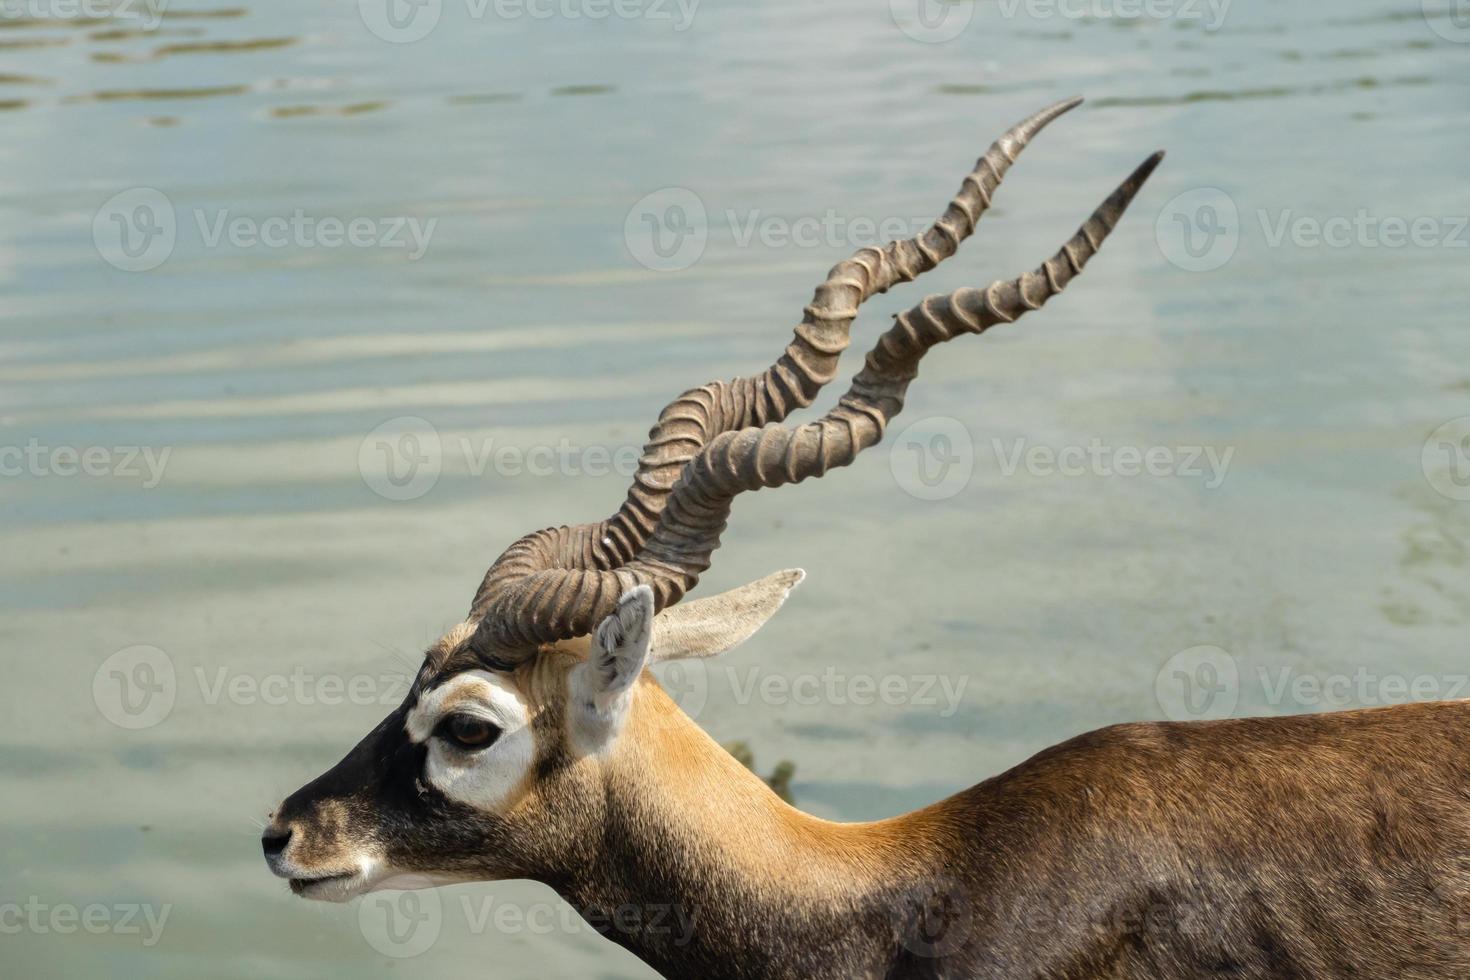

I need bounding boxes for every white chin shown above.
[289,862,453,903]
[290,872,370,903]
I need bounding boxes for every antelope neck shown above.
[555,684,966,979]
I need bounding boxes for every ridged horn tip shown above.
[1124,150,1166,191]
[1025,95,1085,130]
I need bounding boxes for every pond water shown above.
[1,0,1467,975]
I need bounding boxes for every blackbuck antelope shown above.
[264,98,1470,980]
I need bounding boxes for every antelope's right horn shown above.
[469,135,1163,654]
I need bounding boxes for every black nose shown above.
[261,828,291,858]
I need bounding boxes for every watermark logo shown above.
[1158,189,1468,271]
[889,422,1233,497]
[1153,648,1467,719]
[359,0,443,42]
[625,187,708,272]
[94,188,176,273]
[890,416,975,501]
[358,875,443,958]
[1425,0,1470,43]
[357,423,647,501]
[625,190,935,272]
[356,888,699,955]
[647,658,710,730]
[359,417,443,501]
[1154,645,1239,721]
[1423,416,1470,502]
[93,645,177,730]
[92,651,413,728]
[1155,187,1239,272]
[889,0,974,43]
[891,875,975,959]
[94,189,438,272]
[728,209,927,251]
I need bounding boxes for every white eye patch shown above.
[405,670,535,812]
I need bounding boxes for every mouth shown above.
[287,870,364,902]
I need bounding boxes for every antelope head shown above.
[263,97,1162,970]
[259,571,806,900]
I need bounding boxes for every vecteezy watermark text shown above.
[93,188,437,272]
[887,417,1236,502]
[0,440,170,488]
[0,897,171,947]
[1155,645,1470,722]
[889,0,1229,45]
[1156,188,1469,272]
[193,665,411,709]
[1257,209,1470,251]
[193,210,436,259]
[992,438,1235,489]
[623,187,930,272]
[993,0,1230,29]
[92,645,414,730]
[724,666,969,718]
[358,876,698,958]
[359,417,645,502]
[627,661,972,733]
[357,0,699,43]
[1,0,168,28]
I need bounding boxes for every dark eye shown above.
[437,714,500,751]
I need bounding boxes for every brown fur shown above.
[269,639,1470,979]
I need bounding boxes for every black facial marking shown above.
[275,701,427,828]
[275,649,560,886]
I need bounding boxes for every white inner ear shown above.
[650,568,804,661]
[570,585,654,751]
[406,670,534,813]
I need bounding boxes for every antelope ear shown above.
[572,585,656,744]
[588,585,654,699]
[651,569,805,661]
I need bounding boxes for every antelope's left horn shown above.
[468,147,1163,655]
[467,100,1093,655]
